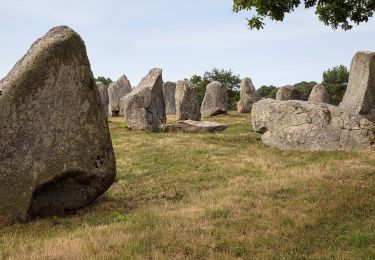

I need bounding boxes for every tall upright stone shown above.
[200,81,228,116]
[237,77,261,113]
[175,80,201,121]
[108,75,132,117]
[276,85,302,101]
[0,26,116,224]
[308,84,329,104]
[163,81,176,115]
[340,51,375,118]
[124,68,166,131]
[96,81,109,117]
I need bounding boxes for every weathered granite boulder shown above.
[237,77,261,113]
[0,26,116,224]
[276,85,302,101]
[160,120,228,133]
[175,80,201,121]
[163,82,176,115]
[96,81,109,117]
[201,81,228,116]
[124,68,166,131]
[252,99,375,151]
[340,51,375,119]
[108,75,132,117]
[308,84,329,104]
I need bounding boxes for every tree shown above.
[232,0,375,30]
[257,85,278,99]
[294,81,318,101]
[95,76,113,87]
[190,68,241,110]
[322,65,349,105]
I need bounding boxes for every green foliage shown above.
[294,81,318,101]
[322,65,349,105]
[108,211,132,223]
[232,0,375,30]
[95,76,113,87]
[257,85,278,99]
[190,68,241,110]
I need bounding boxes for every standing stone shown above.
[201,81,228,116]
[108,75,132,117]
[308,84,330,104]
[124,68,166,131]
[175,80,201,121]
[163,82,176,115]
[237,77,261,113]
[96,81,109,117]
[340,51,375,118]
[0,26,116,224]
[276,85,302,101]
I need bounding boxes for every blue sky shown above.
[0,0,374,88]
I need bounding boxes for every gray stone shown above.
[276,85,302,101]
[160,120,228,133]
[201,81,228,116]
[308,84,330,104]
[340,51,375,119]
[96,81,109,117]
[175,80,201,121]
[252,99,375,151]
[124,68,166,131]
[0,26,116,224]
[163,82,176,115]
[108,75,132,117]
[237,77,261,113]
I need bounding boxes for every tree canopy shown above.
[95,76,113,87]
[232,0,375,30]
[322,65,349,105]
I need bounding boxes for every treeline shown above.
[95,65,349,109]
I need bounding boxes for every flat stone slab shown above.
[160,120,228,133]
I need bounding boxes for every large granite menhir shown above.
[0,26,116,224]
[175,80,201,121]
[108,75,132,117]
[252,51,375,151]
[124,68,166,131]
[201,81,228,116]
[237,77,261,113]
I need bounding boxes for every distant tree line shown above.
[95,64,349,109]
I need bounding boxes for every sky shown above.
[0,0,374,88]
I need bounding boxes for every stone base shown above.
[160,120,228,133]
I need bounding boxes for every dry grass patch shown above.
[1,112,375,259]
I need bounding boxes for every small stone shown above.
[96,81,109,117]
[308,84,329,104]
[163,82,176,115]
[108,75,132,117]
[175,80,201,121]
[201,81,228,116]
[237,77,261,113]
[124,68,166,131]
[276,85,302,101]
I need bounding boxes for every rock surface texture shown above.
[160,120,228,133]
[108,75,132,117]
[0,26,116,224]
[201,81,228,116]
[123,68,166,131]
[175,80,201,121]
[252,51,375,151]
[276,85,302,101]
[237,77,261,113]
[96,81,109,117]
[163,82,176,115]
[308,84,330,104]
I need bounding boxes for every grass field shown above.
[1,113,375,259]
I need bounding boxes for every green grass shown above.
[1,112,375,259]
